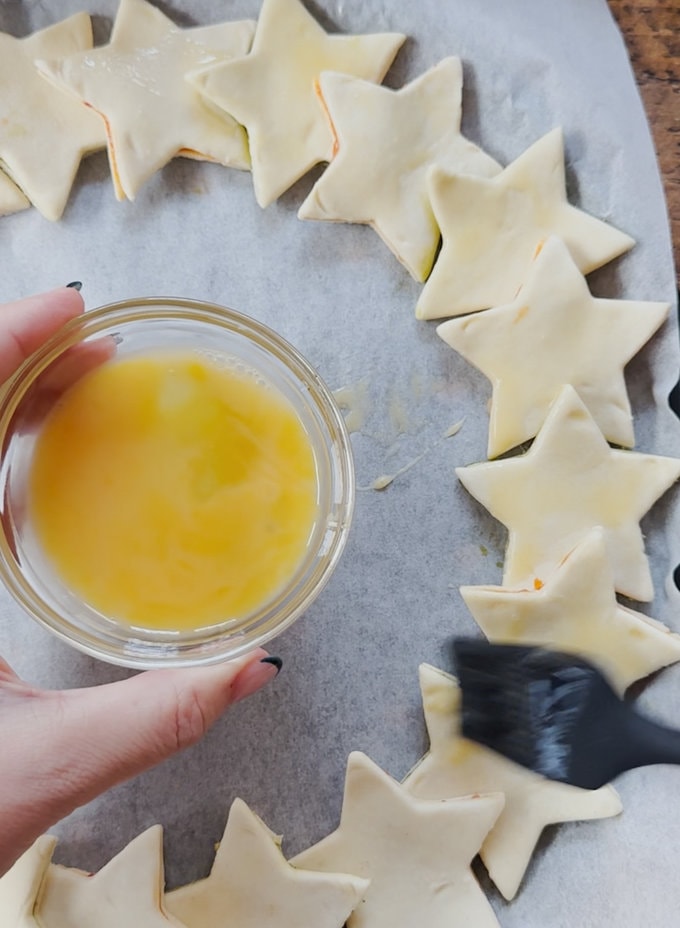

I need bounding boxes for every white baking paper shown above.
[1,1,679,925]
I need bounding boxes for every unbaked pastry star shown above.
[165,798,368,928]
[416,128,634,319]
[0,14,105,221]
[37,0,254,201]
[0,835,56,928]
[189,0,405,207]
[36,826,183,928]
[460,527,680,695]
[0,169,30,217]
[292,751,503,928]
[298,59,501,281]
[403,664,622,900]
[456,384,680,601]
[437,236,668,456]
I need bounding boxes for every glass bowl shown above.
[0,297,354,668]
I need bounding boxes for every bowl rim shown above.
[0,296,355,668]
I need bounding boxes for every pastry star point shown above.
[404,663,621,900]
[38,0,255,201]
[416,127,635,319]
[298,58,501,281]
[455,384,680,601]
[461,526,680,694]
[293,751,504,928]
[0,169,30,217]
[165,797,368,928]
[0,835,56,928]
[190,0,405,207]
[437,235,668,456]
[0,14,106,220]
[36,826,181,927]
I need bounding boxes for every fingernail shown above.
[231,657,282,703]
[65,281,82,291]
[259,656,282,674]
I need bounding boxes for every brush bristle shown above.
[453,639,603,783]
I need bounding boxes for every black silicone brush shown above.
[452,638,680,789]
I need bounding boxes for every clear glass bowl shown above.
[0,298,354,668]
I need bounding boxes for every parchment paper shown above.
[1,1,679,925]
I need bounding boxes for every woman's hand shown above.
[0,288,281,877]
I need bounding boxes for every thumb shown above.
[0,286,84,382]
[0,650,280,873]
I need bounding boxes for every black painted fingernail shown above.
[65,281,82,291]
[260,656,282,674]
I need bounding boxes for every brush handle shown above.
[618,710,680,774]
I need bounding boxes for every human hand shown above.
[0,287,281,877]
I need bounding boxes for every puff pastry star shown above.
[298,59,501,281]
[0,836,56,928]
[190,0,405,207]
[403,665,622,900]
[0,14,105,220]
[292,751,503,928]
[456,385,680,601]
[416,128,634,319]
[461,527,680,695]
[37,0,254,201]
[0,169,30,216]
[438,236,668,456]
[36,826,183,928]
[165,798,367,928]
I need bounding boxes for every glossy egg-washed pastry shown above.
[0,12,105,220]
[37,0,255,201]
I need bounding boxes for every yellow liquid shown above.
[28,353,319,630]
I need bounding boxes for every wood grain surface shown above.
[608,0,679,284]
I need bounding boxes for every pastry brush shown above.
[452,638,680,789]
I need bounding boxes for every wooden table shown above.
[608,0,679,285]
